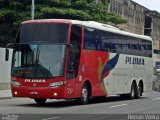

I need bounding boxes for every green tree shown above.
[0,0,126,46]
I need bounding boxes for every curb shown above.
[0,97,13,100]
[0,90,12,100]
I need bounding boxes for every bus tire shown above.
[136,83,141,99]
[129,82,136,99]
[34,98,47,105]
[79,84,90,105]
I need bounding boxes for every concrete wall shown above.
[109,0,145,35]
[0,48,12,90]
[152,18,160,49]
[108,0,160,50]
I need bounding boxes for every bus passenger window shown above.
[84,27,96,50]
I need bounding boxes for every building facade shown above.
[151,12,160,49]
[108,0,160,49]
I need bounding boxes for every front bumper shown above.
[11,86,65,99]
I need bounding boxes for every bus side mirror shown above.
[67,43,73,49]
[5,48,9,61]
[5,43,13,61]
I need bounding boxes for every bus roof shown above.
[22,19,152,42]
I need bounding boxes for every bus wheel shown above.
[129,82,136,99]
[34,98,47,105]
[80,84,90,104]
[136,84,141,99]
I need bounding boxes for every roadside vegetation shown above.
[0,0,126,47]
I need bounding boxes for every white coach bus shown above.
[7,19,153,104]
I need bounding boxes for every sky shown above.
[132,0,160,12]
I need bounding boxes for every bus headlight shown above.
[11,81,21,87]
[49,81,64,88]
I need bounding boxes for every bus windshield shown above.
[19,23,69,43]
[12,44,66,78]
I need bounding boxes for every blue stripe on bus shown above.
[102,53,119,78]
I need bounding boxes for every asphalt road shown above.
[0,91,160,120]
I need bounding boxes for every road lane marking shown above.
[42,116,61,120]
[109,104,128,108]
[152,97,160,100]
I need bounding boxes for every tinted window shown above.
[19,23,69,43]
[84,27,152,57]
[84,27,96,50]
[154,49,160,55]
[67,25,82,79]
